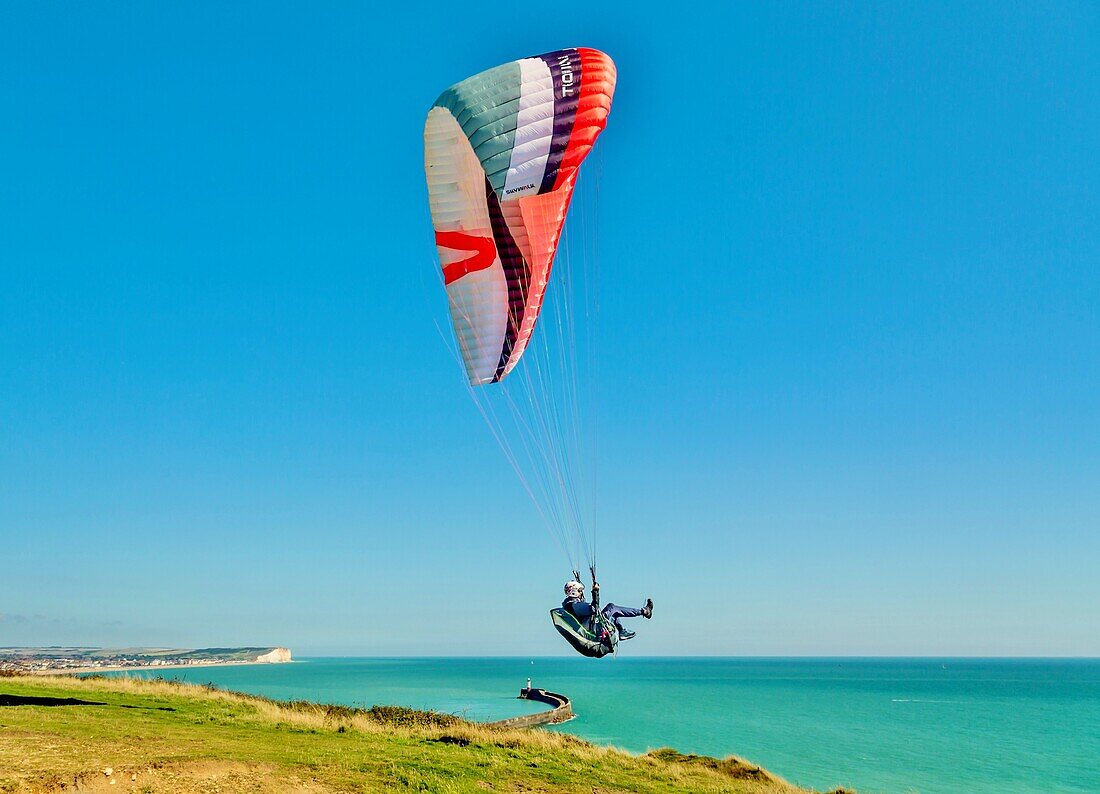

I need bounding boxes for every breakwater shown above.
[486,687,573,729]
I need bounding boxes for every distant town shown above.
[0,646,292,674]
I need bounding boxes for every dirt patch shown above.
[0,694,107,707]
[646,748,779,783]
[10,760,336,793]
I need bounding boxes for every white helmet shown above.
[564,580,585,598]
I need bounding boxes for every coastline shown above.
[1,674,812,793]
[29,659,296,677]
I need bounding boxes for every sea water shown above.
[104,657,1100,793]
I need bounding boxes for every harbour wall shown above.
[486,687,573,729]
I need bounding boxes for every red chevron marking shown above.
[436,230,496,285]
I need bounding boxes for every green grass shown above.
[0,674,846,793]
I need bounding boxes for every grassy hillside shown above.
[0,674,845,793]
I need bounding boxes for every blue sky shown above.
[2,2,1098,656]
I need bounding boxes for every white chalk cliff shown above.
[254,647,292,663]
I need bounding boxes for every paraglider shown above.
[424,48,651,655]
[552,572,653,658]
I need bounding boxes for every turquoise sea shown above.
[104,657,1100,793]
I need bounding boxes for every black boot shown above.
[642,598,653,619]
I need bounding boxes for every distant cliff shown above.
[253,647,291,663]
[1,646,293,673]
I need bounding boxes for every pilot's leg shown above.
[602,603,644,631]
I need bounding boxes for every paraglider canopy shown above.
[424,47,616,386]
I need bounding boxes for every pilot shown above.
[562,580,652,640]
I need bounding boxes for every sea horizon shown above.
[278,654,1100,659]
